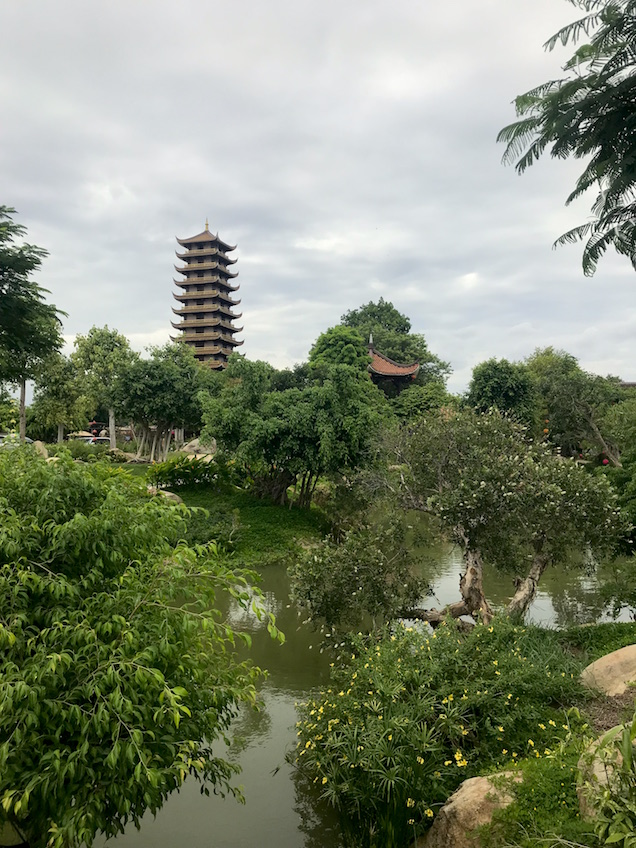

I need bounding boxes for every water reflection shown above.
[104,542,631,848]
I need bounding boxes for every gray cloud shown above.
[2,0,635,394]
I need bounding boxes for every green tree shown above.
[391,382,453,421]
[308,325,370,371]
[402,409,626,620]
[0,207,65,441]
[30,353,89,442]
[72,327,138,450]
[0,448,281,848]
[526,347,623,464]
[466,357,537,428]
[200,356,387,508]
[117,343,209,461]
[498,0,636,275]
[0,387,18,432]
[341,298,451,389]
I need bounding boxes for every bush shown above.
[292,618,586,848]
[47,441,109,462]
[147,454,229,490]
[0,448,281,848]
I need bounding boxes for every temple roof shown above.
[368,347,420,379]
[176,228,236,251]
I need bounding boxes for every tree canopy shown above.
[466,357,537,428]
[200,355,388,507]
[0,206,64,440]
[0,449,280,848]
[498,0,636,275]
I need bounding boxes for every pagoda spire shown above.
[204,217,209,232]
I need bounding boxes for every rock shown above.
[146,485,183,504]
[33,440,48,459]
[581,645,636,696]
[577,724,624,819]
[183,452,215,463]
[46,456,60,463]
[422,772,521,848]
[183,437,216,455]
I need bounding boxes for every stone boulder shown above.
[581,645,636,696]
[183,437,216,456]
[421,772,521,848]
[146,485,183,504]
[33,440,48,459]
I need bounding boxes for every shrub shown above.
[147,454,229,490]
[292,619,585,847]
[47,441,109,462]
[0,448,281,848]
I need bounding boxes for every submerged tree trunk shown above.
[507,553,550,618]
[108,407,116,450]
[57,422,64,443]
[19,379,26,443]
[405,544,493,628]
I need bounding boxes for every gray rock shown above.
[581,645,636,696]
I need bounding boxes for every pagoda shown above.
[171,221,243,367]
[367,334,419,395]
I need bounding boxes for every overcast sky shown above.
[3,0,635,393]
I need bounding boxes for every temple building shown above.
[171,221,243,367]
[367,334,419,395]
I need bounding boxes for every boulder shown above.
[581,645,636,696]
[183,437,216,455]
[33,440,48,459]
[421,772,521,848]
[146,485,183,504]
[183,452,215,463]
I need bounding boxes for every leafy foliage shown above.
[289,521,426,631]
[200,355,387,508]
[147,454,229,490]
[0,449,280,848]
[292,618,585,848]
[405,409,626,576]
[466,357,537,428]
[498,0,636,275]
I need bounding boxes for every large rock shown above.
[421,773,521,848]
[183,437,216,456]
[33,440,48,459]
[146,485,183,504]
[581,645,636,696]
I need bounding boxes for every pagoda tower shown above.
[171,221,243,367]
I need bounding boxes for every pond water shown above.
[104,544,631,848]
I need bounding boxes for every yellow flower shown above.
[497,726,504,733]
[548,720,556,727]
[425,808,434,818]
[538,723,546,730]
[406,798,415,808]
[408,818,415,825]
[416,756,425,765]
[502,749,508,755]
[322,776,327,784]
[528,739,534,747]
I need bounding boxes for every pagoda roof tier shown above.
[172,304,241,320]
[368,347,420,379]
[175,248,237,265]
[171,321,244,340]
[174,262,238,278]
[172,290,241,306]
[176,230,236,251]
[173,276,240,292]
[170,312,243,331]
[172,305,240,318]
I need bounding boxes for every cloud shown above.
[2,0,635,396]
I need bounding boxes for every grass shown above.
[177,485,329,565]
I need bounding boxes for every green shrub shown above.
[47,441,109,462]
[147,455,228,490]
[292,619,586,847]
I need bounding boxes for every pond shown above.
[104,543,631,848]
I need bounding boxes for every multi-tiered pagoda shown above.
[171,222,243,367]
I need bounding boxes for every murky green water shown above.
[104,544,631,848]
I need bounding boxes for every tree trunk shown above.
[19,379,26,443]
[57,422,64,443]
[108,407,116,450]
[403,545,493,627]
[150,428,159,463]
[163,425,173,461]
[584,405,622,467]
[136,427,147,460]
[507,554,550,618]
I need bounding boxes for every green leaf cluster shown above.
[0,449,277,848]
[292,618,585,847]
